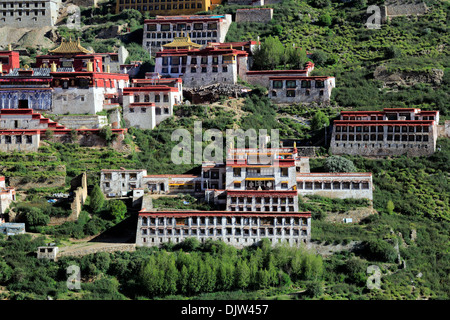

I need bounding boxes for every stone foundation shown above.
[235,8,273,23]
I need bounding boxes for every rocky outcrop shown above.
[374,65,444,87]
[183,83,251,104]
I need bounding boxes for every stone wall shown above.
[227,0,264,5]
[437,121,450,138]
[69,172,88,222]
[0,0,61,29]
[54,115,108,129]
[244,70,309,88]
[58,244,136,258]
[385,1,428,16]
[9,175,66,189]
[297,147,319,157]
[235,8,273,23]
[324,207,377,224]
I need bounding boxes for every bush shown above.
[324,156,357,173]
[363,239,398,263]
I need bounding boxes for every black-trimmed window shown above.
[286,80,296,88]
[286,90,295,97]
[273,80,283,88]
[301,80,311,88]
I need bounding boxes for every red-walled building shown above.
[0,49,20,74]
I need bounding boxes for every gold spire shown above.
[51,61,57,72]
[49,37,93,55]
[86,60,93,72]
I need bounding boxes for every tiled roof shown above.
[49,38,92,54]
[163,35,202,49]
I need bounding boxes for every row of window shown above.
[119,3,202,11]
[146,39,210,47]
[334,143,430,149]
[142,216,307,226]
[121,0,203,3]
[142,228,308,237]
[141,237,308,245]
[0,135,33,144]
[341,115,435,121]
[147,31,218,39]
[334,134,430,142]
[272,89,324,97]
[133,94,169,103]
[232,167,287,177]
[297,181,370,190]
[160,66,230,74]
[229,197,295,205]
[229,205,296,212]
[232,181,290,190]
[272,80,325,89]
[2,2,46,9]
[128,107,170,115]
[147,22,218,32]
[162,56,231,65]
[1,10,45,16]
[335,126,430,133]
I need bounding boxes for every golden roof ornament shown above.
[49,37,93,55]
[162,34,202,50]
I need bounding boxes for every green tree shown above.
[311,50,329,67]
[89,185,105,213]
[107,199,127,222]
[234,260,251,290]
[384,45,402,59]
[253,36,284,70]
[24,207,50,227]
[0,260,13,283]
[311,110,330,131]
[306,280,324,298]
[324,156,357,173]
[387,200,395,215]
[100,126,114,144]
[179,265,189,294]
[257,269,270,289]
[318,13,332,26]
[284,46,308,69]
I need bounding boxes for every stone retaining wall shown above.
[58,243,136,258]
[235,8,273,23]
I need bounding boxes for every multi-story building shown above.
[143,14,232,55]
[0,108,126,153]
[268,75,336,104]
[122,78,183,129]
[0,42,130,114]
[136,210,311,248]
[330,108,439,157]
[100,169,149,197]
[243,61,315,88]
[155,43,248,87]
[0,0,61,28]
[296,172,373,200]
[119,0,224,19]
[135,146,313,248]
